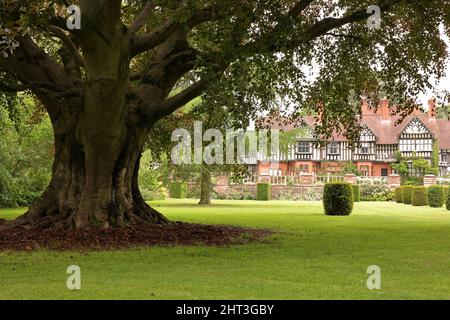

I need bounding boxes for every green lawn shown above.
[1,200,450,299]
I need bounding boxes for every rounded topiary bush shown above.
[428,185,446,208]
[352,184,360,202]
[394,187,403,203]
[402,186,414,205]
[411,187,428,206]
[323,182,354,216]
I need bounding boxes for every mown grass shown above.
[1,199,450,299]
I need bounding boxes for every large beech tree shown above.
[0,0,449,229]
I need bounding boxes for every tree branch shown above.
[128,1,157,35]
[48,25,85,68]
[306,1,400,40]
[131,20,179,57]
[288,0,315,17]
[152,79,207,118]
[0,35,83,117]
[130,7,222,57]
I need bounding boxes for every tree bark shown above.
[198,165,212,205]
[14,113,169,230]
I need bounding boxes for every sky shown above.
[419,24,450,109]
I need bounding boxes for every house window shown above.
[359,165,370,177]
[269,169,282,176]
[327,142,340,155]
[399,139,433,152]
[359,142,370,154]
[297,164,309,173]
[381,168,388,177]
[297,141,311,154]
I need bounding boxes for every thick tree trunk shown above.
[10,1,181,230]
[198,165,212,205]
[14,120,169,230]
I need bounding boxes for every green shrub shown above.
[256,183,271,201]
[323,182,354,216]
[359,179,393,201]
[394,187,403,203]
[428,185,445,208]
[401,177,423,186]
[169,182,187,198]
[212,190,256,200]
[447,187,450,211]
[402,186,414,204]
[352,185,360,202]
[411,187,428,206]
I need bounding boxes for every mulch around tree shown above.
[0,222,272,251]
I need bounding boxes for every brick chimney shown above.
[428,98,436,118]
[361,99,371,115]
[378,98,390,120]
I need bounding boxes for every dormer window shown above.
[359,142,371,154]
[360,146,369,154]
[297,141,311,154]
[327,142,340,155]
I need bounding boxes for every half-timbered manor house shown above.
[255,98,450,177]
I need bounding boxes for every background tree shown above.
[0,0,449,229]
[0,93,53,207]
[437,104,450,120]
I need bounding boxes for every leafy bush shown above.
[275,188,323,201]
[411,187,428,206]
[394,187,403,203]
[169,182,187,198]
[447,187,450,211]
[402,177,423,186]
[0,98,53,208]
[428,185,445,208]
[359,180,394,201]
[256,183,271,201]
[352,185,360,202]
[402,186,414,204]
[213,190,256,200]
[140,188,166,201]
[323,182,354,216]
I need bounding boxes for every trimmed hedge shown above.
[169,182,187,198]
[256,183,271,201]
[323,182,354,216]
[411,187,428,206]
[428,185,446,208]
[394,187,403,203]
[402,186,414,205]
[447,186,450,211]
[352,185,360,202]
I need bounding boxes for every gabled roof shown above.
[397,116,433,137]
[258,113,450,150]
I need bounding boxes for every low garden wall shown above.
[184,174,443,202]
[210,173,395,201]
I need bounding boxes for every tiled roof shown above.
[258,112,450,150]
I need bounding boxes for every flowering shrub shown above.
[212,190,256,200]
[359,180,394,201]
[275,189,323,201]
